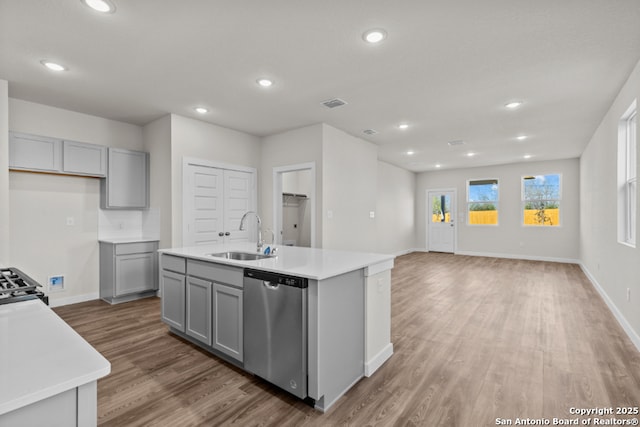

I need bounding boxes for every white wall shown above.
[580,58,640,348]
[322,125,378,252]
[260,124,324,247]
[416,158,580,262]
[7,99,144,305]
[143,115,172,249]
[376,161,416,255]
[170,114,261,247]
[0,80,9,264]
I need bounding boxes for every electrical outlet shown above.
[66,216,75,226]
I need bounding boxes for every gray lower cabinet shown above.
[100,241,159,304]
[212,283,243,361]
[186,276,212,345]
[161,270,186,332]
[101,147,149,209]
[160,257,243,363]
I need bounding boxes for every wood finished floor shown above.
[54,253,640,426]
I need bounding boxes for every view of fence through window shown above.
[431,194,451,223]
[468,179,499,225]
[522,174,561,226]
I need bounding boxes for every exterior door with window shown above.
[428,190,455,253]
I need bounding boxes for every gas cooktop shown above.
[0,267,49,305]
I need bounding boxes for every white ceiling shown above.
[1,0,640,172]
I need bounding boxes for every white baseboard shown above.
[48,292,99,308]
[455,250,580,264]
[580,264,640,353]
[365,343,394,377]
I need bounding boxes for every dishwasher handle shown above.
[263,281,279,290]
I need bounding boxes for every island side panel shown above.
[364,267,394,376]
[308,269,365,412]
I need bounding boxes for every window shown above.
[468,179,498,225]
[431,193,451,223]
[522,174,561,226]
[618,100,637,246]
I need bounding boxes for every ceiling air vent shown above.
[321,98,348,109]
[363,129,378,135]
[447,140,466,146]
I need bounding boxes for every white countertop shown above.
[159,242,395,280]
[98,237,159,244]
[0,300,111,416]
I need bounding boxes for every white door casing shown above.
[183,158,256,247]
[427,189,456,253]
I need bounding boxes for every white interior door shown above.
[183,161,255,246]
[184,164,224,246]
[428,190,456,253]
[223,170,252,243]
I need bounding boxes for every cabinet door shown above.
[9,132,62,172]
[62,140,107,177]
[161,270,186,332]
[212,283,243,361]
[103,148,148,209]
[114,252,154,296]
[186,277,212,345]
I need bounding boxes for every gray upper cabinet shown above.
[9,131,106,177]
[9,132,62,172]
[101,148,149,209]
[62,140,106,177]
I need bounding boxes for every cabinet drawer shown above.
[187,259,243,287]
[115,241,157,255]
[162,254,186,274]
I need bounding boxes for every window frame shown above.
[618,100,637,247]
[466,178,499,226]
[521,173,562,227]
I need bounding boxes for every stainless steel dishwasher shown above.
[243,269,308,400]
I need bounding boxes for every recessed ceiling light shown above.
[466,152,475,157]
[363,29,387,44]
[406,150,415,156]
[398,123,409,130]
[40,60,67,72]
[505,101,523,109]
[194,107,208,114]
[435,164,442,168]
[256,78,273,88]
[516,135,528,141]
[81,0,116,13]
[524,154,532,159]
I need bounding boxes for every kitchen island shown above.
[159,242,394,412]
[0,300,111,426]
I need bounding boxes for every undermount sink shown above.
[207,251,273,261]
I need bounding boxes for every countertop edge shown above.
[0,365,111,416]
[0,300,111,416]
[158,245,395,280]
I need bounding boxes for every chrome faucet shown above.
[239,211,263,252]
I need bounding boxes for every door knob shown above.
[218,232,224,237]
[225,232,231,236]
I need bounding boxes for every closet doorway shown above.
[272,163,316,247]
